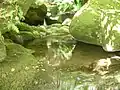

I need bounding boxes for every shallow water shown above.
[27,42,120,90]
[1,42,120,90]
[51,42,120,90]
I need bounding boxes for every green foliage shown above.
[74,0,88,9]
[47,0,75,17]
[56,1,74,13]
[47,0,86,16]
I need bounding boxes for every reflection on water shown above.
[27,42,120,90]
[51,42,120,90]
[1,42,120,90]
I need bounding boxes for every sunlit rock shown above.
[70,0,120,52]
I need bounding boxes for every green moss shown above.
[0,43,38,90]
[70,0,120,52]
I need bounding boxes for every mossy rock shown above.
[70,0,120,52]
[0,43,38,90]
[0,0,34,34]
[24,4,47,26]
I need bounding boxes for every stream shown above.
[1,41,120,90]
[25,42,120,90]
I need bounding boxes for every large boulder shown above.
[69,0,120,52]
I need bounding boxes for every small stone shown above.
[25,66,29,70]
[11,68,15,72]
[41,68,46,71]
[34,81,38,85]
